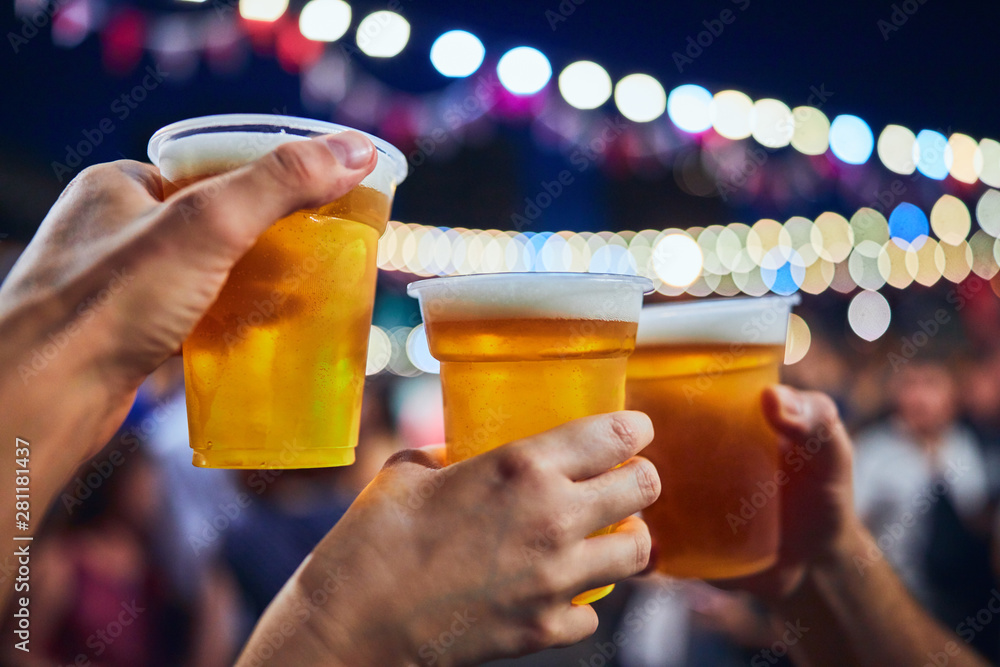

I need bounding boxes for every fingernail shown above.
[324,132,374,169]
[774,385,802,417]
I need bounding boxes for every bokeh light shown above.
[914,129,949,180]
[930,194,971,244]
[850,208,890,245]
[430,30,485,77]
[666,84,712,133]
[497,46,551,95]
[366,325,391,375]
[240,0,287,22]
[829,114,874,165]
[406,324,440,374]
[912,238,944,287]
[976,189,1000,237]
[299,0,351,42]
[849,240,887,290]
[888,202,929,249]
[970,230,1000,279]
[784,313,811,365]
[614,73,666,123]
[356,11,410,57]
[812,212,854,262]
[940,241,973,283]
[558,61,612,110]
[790,106,830,155]
[948,133,979,184]
[709,90,753,140]
[877,125,917,174]
[848,290,891,341]
[652,233,703,287]
[978,139,1000,188]
[750,98,794,148]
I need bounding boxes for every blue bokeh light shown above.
[915,129,949,180]
[829,115,874,165]
[888,202,929,249]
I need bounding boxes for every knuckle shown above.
[632,522,653,574]
[495,445,546,484]
[521,612,563,653]
[266,142,326,192]
[606,413,639,459]
[632,459,661,506]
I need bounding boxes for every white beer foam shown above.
[408,273,652,323]
[636,295,799,345]
[155,129,402,195]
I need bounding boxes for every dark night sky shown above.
[2,0,998,240]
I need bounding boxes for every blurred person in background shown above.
[5,441,239,666]
[222,376,404,623]
[853,356,998,659]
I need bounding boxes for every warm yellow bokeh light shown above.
[784,313,812,365]
[653,233,703,287]
[940,241,973,283]
[799,259,835,294]
[790,106,830,156]
[912,238,945,287]
[929,194,971,244]
[784,216,818,266]
[877,125,917,175]
[709,90,753,140]
[948,133,979,184]
[970,230,1000,279]
[747,218,788,265]
[812,212,854,262]
[716,223,754,273]
[877,241,916,289]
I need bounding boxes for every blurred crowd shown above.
[7,282,1000,666]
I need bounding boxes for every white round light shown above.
[406,324,440,374]
[614,73,666,123]
[848,290,891,341]
[666,84,712,133]
[558,61,612,110]
[366,326,391,375]
[430,30,484,78]
[356,10,410,58]
[299,0,351,42]
[240,0,287,22]
[653,234,703,287]
[497,46,551,96]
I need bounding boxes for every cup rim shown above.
[147,113,408,184]
[406,272,654,298]
[640,294,801,317]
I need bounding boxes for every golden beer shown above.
[626,297,796,579]
[148,115,406,468]
[409,273,652,604]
